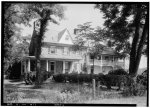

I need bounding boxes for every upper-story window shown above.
[63,47,69,55]
[48,46,56,54]
[65,35,69,40]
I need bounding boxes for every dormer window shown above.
[65,35,69,40]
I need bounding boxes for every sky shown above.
[21,4,105,38]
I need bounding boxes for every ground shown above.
[3,77,147,106]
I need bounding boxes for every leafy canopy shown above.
[95,4,148,57]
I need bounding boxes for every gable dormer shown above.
[57,28,73,44]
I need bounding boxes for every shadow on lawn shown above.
[9,79,23,82]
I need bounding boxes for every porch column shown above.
[124,58,125,69]
[101,55,102,73]
[28,59,30,72]
[63,61,65,73]
[46,60,49,71]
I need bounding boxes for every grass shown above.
[3,78,147,106]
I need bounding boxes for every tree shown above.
[89,43,105,74]
[3,3,36,73]
[95,3,148,77]
[73,22,106,74]
[3,3,65,84]
[26,4,65,85]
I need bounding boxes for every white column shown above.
[113,56,114,70]
[124,58,125,69]
[63,61,65,73]
[101,55,103,73]
[46,60,49,71]
[28,59,30,72]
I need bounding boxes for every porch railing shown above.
[90,59,124,67]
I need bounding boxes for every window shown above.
[51,47,55,53]
[63,47,69,55]
[67,48,70,55]
[97,55,102,60]
[62,47,64,53]
[65,35,69,40]
[48,47,50,54]
[48,46,56,54]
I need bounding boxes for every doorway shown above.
[50,61,55,74]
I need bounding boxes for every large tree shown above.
[3,3,65,84]
[73,22,106,74]
[95,3,148,77]
[3,3,35,72]
[26,4,65,85]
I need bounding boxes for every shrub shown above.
[24,72,34,85]
[102,74,132,90]
[136,70,147,88]
[78,74,92,83]
[122,81,147,97]
[24,71,53,85]
[102,69,129,89]
[108,69,128,75]
[67,73,78,83]
[53,74,66,82]
[53,73,105,84]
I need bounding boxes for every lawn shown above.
[3,78,147,106]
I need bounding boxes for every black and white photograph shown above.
[1,1,148,106]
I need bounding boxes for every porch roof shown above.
[25,55,82,61]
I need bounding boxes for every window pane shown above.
[51,46,56,54]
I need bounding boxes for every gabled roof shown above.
[57,28,67,42]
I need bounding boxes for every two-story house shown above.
[21,25,125,76]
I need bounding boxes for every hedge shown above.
[53,72,134,90]
[53,73,105,83]
[108,69,128,75]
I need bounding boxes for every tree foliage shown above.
[95,3,148,77]
[73,22,106,74]
[3,3,35,72]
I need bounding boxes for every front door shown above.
[50,62,55,74]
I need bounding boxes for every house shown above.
[21,21,125,76]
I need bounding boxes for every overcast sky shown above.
[21,4,105,37]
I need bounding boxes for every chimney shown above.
[74,29,77,35]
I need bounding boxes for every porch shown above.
[21,56,81,76]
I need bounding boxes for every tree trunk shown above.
[129,5,142,77]
[35,32,42,85]
[92,55,94,74]
[130,12,148,77]
[35,59,41,84]
[35,17,49,85]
